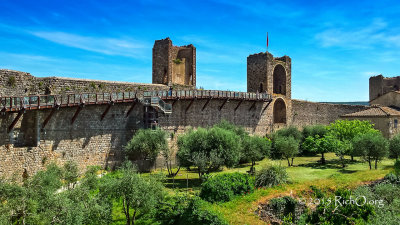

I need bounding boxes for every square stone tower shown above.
[152,37,196,87]
[247,51,291,99]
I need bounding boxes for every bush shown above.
[200,173,254,202]
[255,165,288,188]
[305,189,374,225]
[384,173,400,185]
[300,125,327,156]
[156,195,228,225]
[241,135,271,173]
[389,134,400,159]
[269,196,299,221]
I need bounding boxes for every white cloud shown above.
[30,31,150,58]
[315,18,392,49]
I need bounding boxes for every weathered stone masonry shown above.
[0,37,370,179]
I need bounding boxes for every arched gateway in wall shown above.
[273,98,286,123]
[273,64,286,95]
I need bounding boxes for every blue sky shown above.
[1,0,399,101]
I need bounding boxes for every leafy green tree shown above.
[125,128,168,162]
[101,161,164,225]
[301,125,327,156]
[328,120,378,161]
[301,134,338,164]
[352,132,389,169]
[177,127,241,177]
[273,136,300,166]
[389,134,400,159]
[241,135,271,173]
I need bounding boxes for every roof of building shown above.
[341,105,400,117]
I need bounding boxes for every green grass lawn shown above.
[112,153,395,224]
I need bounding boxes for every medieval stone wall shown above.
[0,103,144,179]
[0,69,170,97]
[291,100,369,127]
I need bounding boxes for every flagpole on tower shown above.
[267,32,269,52]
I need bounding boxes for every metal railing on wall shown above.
[0,90,271,112]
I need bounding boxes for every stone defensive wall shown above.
[0,69,194,97]
[291,99,369,127]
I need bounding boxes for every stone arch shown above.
[273,64,286,95]
[273,98,286,124]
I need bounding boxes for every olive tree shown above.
[241,135,271,173]
[273,136,300,166]
[389,134,400,159]
[177,127,240,177]
[125,129,168,162]
[101,161,164,225]
[352,132,389,169]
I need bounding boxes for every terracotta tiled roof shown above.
[341,106,400,117]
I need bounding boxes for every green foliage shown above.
[352,132,389,169]
[213,119,248,137]
[305,189,375,225]
[177,127,241,177]
[273,136,300,166]
[125,128,168,162]
[274,126,303,141]
[394,159,400,176]
[383,172,400,185]
[8,75,16,87]
[101,161,164,225]
[241,135,271,173]
[301,134,340,164]
[63,160,79,188]
[269,196,298,222]
[389,133,400,159]
[255,165,288,188]
[328,120,379,159]
[155,195,228,225]
[200,173,254,202]
[301,125,327,156]
[0,164,112,225]
[173,58,182,64]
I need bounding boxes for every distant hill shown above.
[320,101,369,106]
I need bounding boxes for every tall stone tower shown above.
[247,51,292,126]
[247,51,291,99]
[152,37,196,87]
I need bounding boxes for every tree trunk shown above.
[368,158,372,170]
[291,158,294,166]
[287,158,291,167]
[351,155,354,161]
[251,161,255,173]
[375,159,378,169]
[321,153,325,164]
[126,201,130,225]
[341,156,345,168]
[132,210,137,225]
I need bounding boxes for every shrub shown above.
[300,125,327,156]
[255,165,288,188]
[156,195,228,225]
[389,134,400,159]
[269,196,299,222]
[200,173,254,202]
[305,189,375,225]
[384,173,400,185]
[395,159,400,176]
